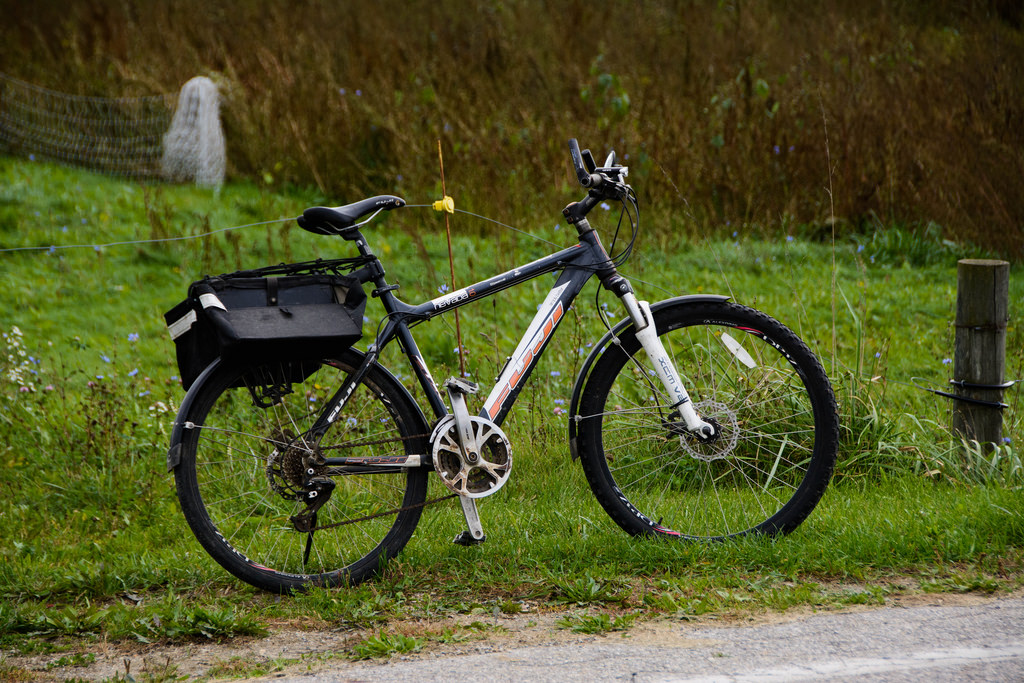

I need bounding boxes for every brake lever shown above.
[596,165,628,178]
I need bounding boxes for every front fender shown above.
[567,294,729,459]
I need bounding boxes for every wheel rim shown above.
[593,317,826,539]
[181,359,424,583]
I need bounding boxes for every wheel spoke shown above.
[576,302,837,541]
[175,355,428,592]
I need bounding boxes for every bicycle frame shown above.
[165,139,837,591]
[302,201,715,466]
[344,224,615,427]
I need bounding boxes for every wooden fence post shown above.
[952,259,1010,451]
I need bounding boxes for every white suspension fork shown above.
[620,293,718,439]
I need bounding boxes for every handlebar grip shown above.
[568,138,601,188]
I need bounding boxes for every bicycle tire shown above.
[172,350,429,592]
[575,300,838,540]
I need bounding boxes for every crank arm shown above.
[444,377,481,463]
[453,495,486,545]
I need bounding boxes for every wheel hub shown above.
[676,400,740,462]
[266,430,325,498]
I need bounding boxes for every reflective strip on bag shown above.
[198,293,226,311]
[167,309,197,340]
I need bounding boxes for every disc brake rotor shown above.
[678,400,739,462]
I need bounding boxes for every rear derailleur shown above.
[290,477,335,532]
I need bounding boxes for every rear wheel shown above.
[173,351,429,592]
[576,301,838,540]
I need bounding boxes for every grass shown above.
[0,159,1022,675]
[557,612,637,634]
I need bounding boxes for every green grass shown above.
[0,159,1022,669]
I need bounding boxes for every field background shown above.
[2,0,1023,255]
[1,1,1023,679]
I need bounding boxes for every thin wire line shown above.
[0,72,171,105]
[453,209,561,247]
[0,205,563,255]
[0,217,299,254]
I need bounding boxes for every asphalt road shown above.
[264,596,1024,682]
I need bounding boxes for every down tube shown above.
[481,269,589,425]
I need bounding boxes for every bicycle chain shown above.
[317,432,430,452]
[294,431,457,532]
[302,492,459,532]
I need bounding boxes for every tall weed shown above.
[1,1,1022,254]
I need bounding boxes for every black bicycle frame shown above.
[308,218,622,453]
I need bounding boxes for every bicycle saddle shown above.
[298,195,406,235]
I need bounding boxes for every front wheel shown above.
[172,351,430,592]
[575,301,838,540]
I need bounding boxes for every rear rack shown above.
[209,256,376,280]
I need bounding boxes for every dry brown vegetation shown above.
[2,0,1022,254]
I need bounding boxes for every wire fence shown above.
[0,73,174,178]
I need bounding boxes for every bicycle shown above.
[166,139,840,593]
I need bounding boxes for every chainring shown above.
[431,415,512,498]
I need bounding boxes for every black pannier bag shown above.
[165,261,368,390]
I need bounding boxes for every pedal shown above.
[453,530,486,546]
[443,376,479,395]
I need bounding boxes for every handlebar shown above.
[568,138,629,193]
